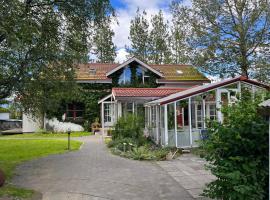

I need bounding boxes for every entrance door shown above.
[104,103,115,127]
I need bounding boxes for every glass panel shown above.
[176,100,190,147]
[104,103,112,123]
[167,103,176,147]
[151,106,156,140]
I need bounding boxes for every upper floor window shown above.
[118,67,132,85]
[117,65,145,85]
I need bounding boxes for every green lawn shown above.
[0,139,82,199]
[1,131,92,138]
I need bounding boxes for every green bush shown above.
[112,114,144,142]
[201,93,269,200]
[128,146,155,160]
[107,137,137,151]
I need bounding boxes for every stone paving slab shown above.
[12,136,194,200]
[157,154,215,199]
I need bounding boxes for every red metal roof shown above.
[112,88,187,98]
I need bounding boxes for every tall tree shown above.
[170,1,192,64]
[92,17,116,63]
[149,10,171,64]
[177,0,270,78]
[127,9,150,61]
[0,0,114,117]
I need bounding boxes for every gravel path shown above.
[12,135,193,200]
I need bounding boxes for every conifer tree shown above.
[149,10,171,64]
[92,17,116,63]
[127,9,150,62]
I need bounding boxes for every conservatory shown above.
[144,76,269,148]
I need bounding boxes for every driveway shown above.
[12,136,193,200]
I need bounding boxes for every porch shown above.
[145,77,268,148]
[98,88,185,134]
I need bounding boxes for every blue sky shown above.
[109,0,187,62]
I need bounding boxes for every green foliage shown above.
[0,0,114,117]
[0,107,9,113]
[127,9,171,64]
[109,139,180,161]
[148,10,171,64]
[112,114,145,142]
[170,0,270,78]
[92,15,116,63]
[127,9,150,61]
[201,93,269,200]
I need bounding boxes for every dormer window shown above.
[89,68,96,75]
[176,70,183,75]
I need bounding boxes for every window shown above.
[196,104,203,129]
[176,70,183,74]
[104,103,112,123]
[117,64,148,86]
[208,104,216,120]
[67,103,84,120]
[89,68,96,75]
[118,67,132,85]
[151,106,156,127]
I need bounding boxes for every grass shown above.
[1,131,92,138]
[0,139,82,199]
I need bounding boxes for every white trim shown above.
[156,106,159,144]
[106,57,163,77]
[188,98,193,147]
[76,79,112,84]
[174,102,178,147]
[101,102,104,135]
[202,99,206,129]
[164,104,168,145]
[98,94,112,104]
[216,89,222,123]
[238,81,241,99]
[146,77,268,106]
[156,80,209,84]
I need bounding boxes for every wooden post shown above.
[188,98,193,147]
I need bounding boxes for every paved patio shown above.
[157,154,215,199]
[12,136,194,200]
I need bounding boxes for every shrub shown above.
[201,94,269,200]
[107,137,137,151]
[112,114,144,142]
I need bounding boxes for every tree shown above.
[175,0,270,78]
[201,92,269,199]
[0,0,114,118]
[149,10,171,64]
[92,17,116,63]
[169,1,192,64]
[127,9,150,62]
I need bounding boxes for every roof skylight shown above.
[176,70,183,74]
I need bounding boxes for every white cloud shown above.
[112,0,175,62]
[115,48,129,63]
